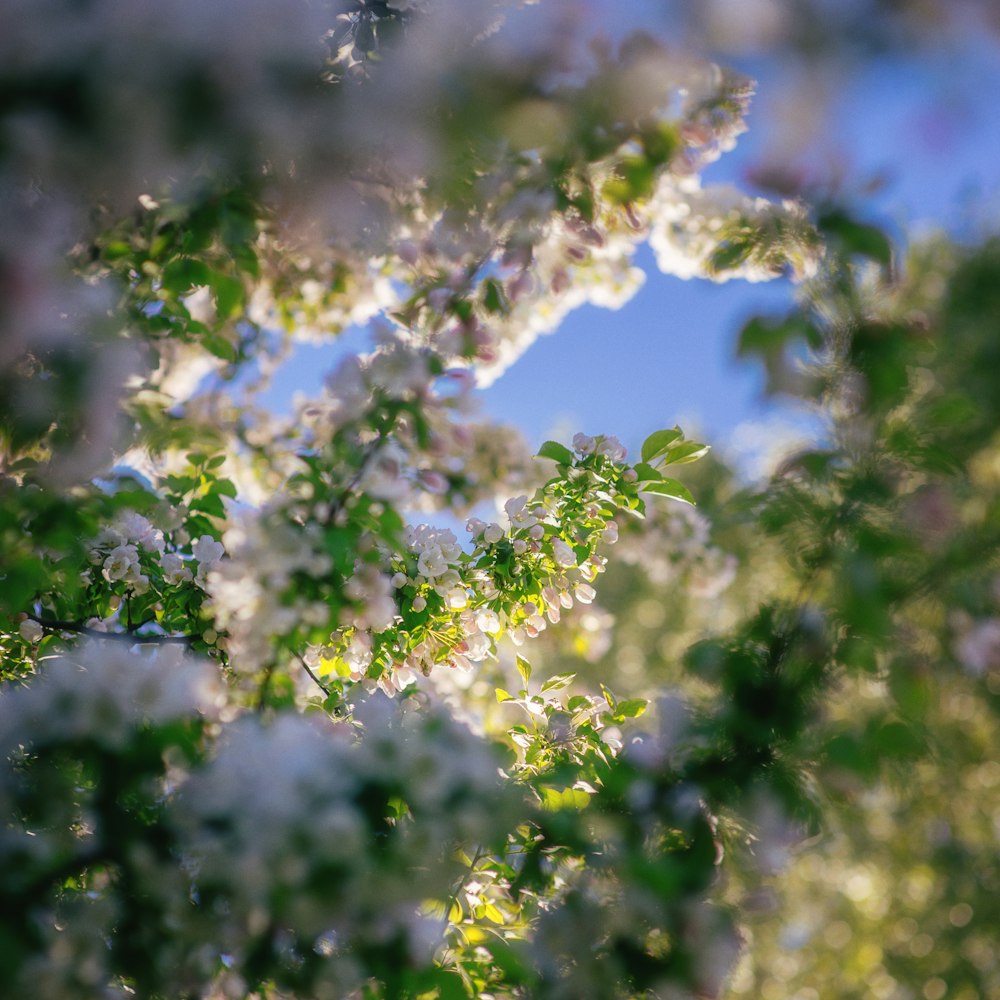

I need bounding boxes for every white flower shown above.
[504,495,537,530]
[573,433,596,455]
[344,633,373,674]
[551,538,577,568]
[118,510,165,553]
[445,586,469,611]
[193,535,225,566]
[103,543,139,583]
[596,435,627,462]
[417,547,448,579]
[19,618,44,643]
[463,631,490,660]
[161,552,193,586]
[475,608,501,634]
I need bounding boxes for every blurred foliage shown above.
[2,3,1000,998]
[516,231,1000,999]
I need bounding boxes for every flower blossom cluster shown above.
[317,434,641,694]
[648,177,823,283]
[206,509,333,676]
[83,509,223,607]
[0,645,519,999]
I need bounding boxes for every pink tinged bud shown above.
[529,524,544,541]
[603,522,619,543]
[575,583,596,605]
[396,239,420,265]
[507,270,534,301]
[417,469,449,494]
[623,469,638,482]
[443,368,475,393]
[546,605,561,624]
[512,539,528,555]
[452,425,474,448]
[483,523,504,545]
[680,121,714,146]
[445,653,470,672]
[559,590,574,609]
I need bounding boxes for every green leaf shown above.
[537,440,574,465]
[632,462,662,482]
[210,271,245,319]
[540,672,576,693]
[641,427,683,463]
[202,333,237,362]
[662,442,710,466]
[496,688,516,703]
[818,209,893,266]
[161,257,211,295]
[641,478,696,505]
[192,492,226,518]
[616,698,648,718]
[482,277,509,315]
[539,786,590,811]
[431,969,468,1000]
[708,238,754,274]
[600,683,618,712]
[516,655,531,687]
[211,478,238,499]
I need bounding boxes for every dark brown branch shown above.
[295,649,331,698]
[26,613,199,645]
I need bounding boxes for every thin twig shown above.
[295,649,332,698]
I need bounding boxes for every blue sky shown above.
[261,25,1000,476]
[479,40,1000,467]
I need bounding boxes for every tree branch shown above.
[295,649,332,698]
[26,613,200,645]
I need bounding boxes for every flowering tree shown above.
[2,2,999,998]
